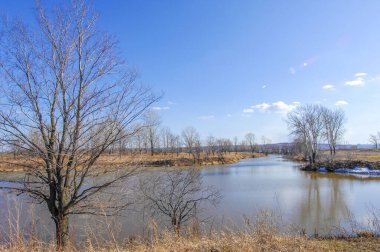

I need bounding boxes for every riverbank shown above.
[98,151,265,168]
[288,150,380,172]
[0,152,265,172]
[303,160,380,171]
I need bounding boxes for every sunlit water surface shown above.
[1,155,380,242]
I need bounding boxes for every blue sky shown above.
[2,1,380,144]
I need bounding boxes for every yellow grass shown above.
[1,227,379,252]
[0,151,265,172]
[319,149,380,162]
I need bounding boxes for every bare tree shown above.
[206,135,217,157]
[143,110,161,156]
[245,132,256,153]
[182,127,200,163]
[322,108,345,155]
[369,134,379,149]
[160,126,173,155]
[287,104,324,165]
[0,1,157,248]
[233,136,239,154]
[140,168,220,234]
[261,136,272,154]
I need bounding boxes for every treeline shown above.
[100,111,295,159]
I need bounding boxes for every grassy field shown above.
[1,227,379,251]
[318,149,380,162]
[0,151,265,172]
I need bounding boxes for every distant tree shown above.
[143,110,161,156]
[261,136,272,154]
[322,108,346,155]
[160,126,173,155]
[140,168,220,234]
[369,134,379,149]
[233,136,239,153]
[245,132,256,153]
[182,127,200,162]
[206,135,217,156]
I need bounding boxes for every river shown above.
[1,154,380,243]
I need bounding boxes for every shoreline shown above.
[0,152,266,173]
[302,160,380,172]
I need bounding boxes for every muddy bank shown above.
[302,160,380,172]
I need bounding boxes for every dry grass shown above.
[1,205,379,252]
[127,231,329,252]
[2,224,379,252]
[0,152,264,172]
[319,149,380,162]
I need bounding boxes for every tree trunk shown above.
[172,218,181,235]
[55,214,69,249]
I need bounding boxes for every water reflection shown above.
[1,154,380,240]
[201,155,380,235]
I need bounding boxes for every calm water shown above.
[1,154,380,242]
[201,155,380,235]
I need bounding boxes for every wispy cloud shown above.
[335,100,348,106]
[354,72,367,77]
[322,84,335,90]
[152,106,170,111]
[198,115,215,120]
[345,73,367,86]
[252,103,271,111]
[262,85,267,89]
[346,79,364,86]
[167,101,176,105]
[243,101,299,115]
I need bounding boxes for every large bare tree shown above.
[0,1,157,248]
[287,104,325,165]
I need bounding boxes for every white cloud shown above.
[354,72,367,77]
[322,84,335,89]
[252,103,271,111]
[262,85,267,89]
[244,101,299,115]
[198,115,215,120]
[152,106,170,111]
[271,101,298,114]
[345,79,364,86]
[345,73,367,86]
[167,101,176,105]
[335,100,348,106]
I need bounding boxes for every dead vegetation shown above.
[318,149,380,162]
[0,151,265,172]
